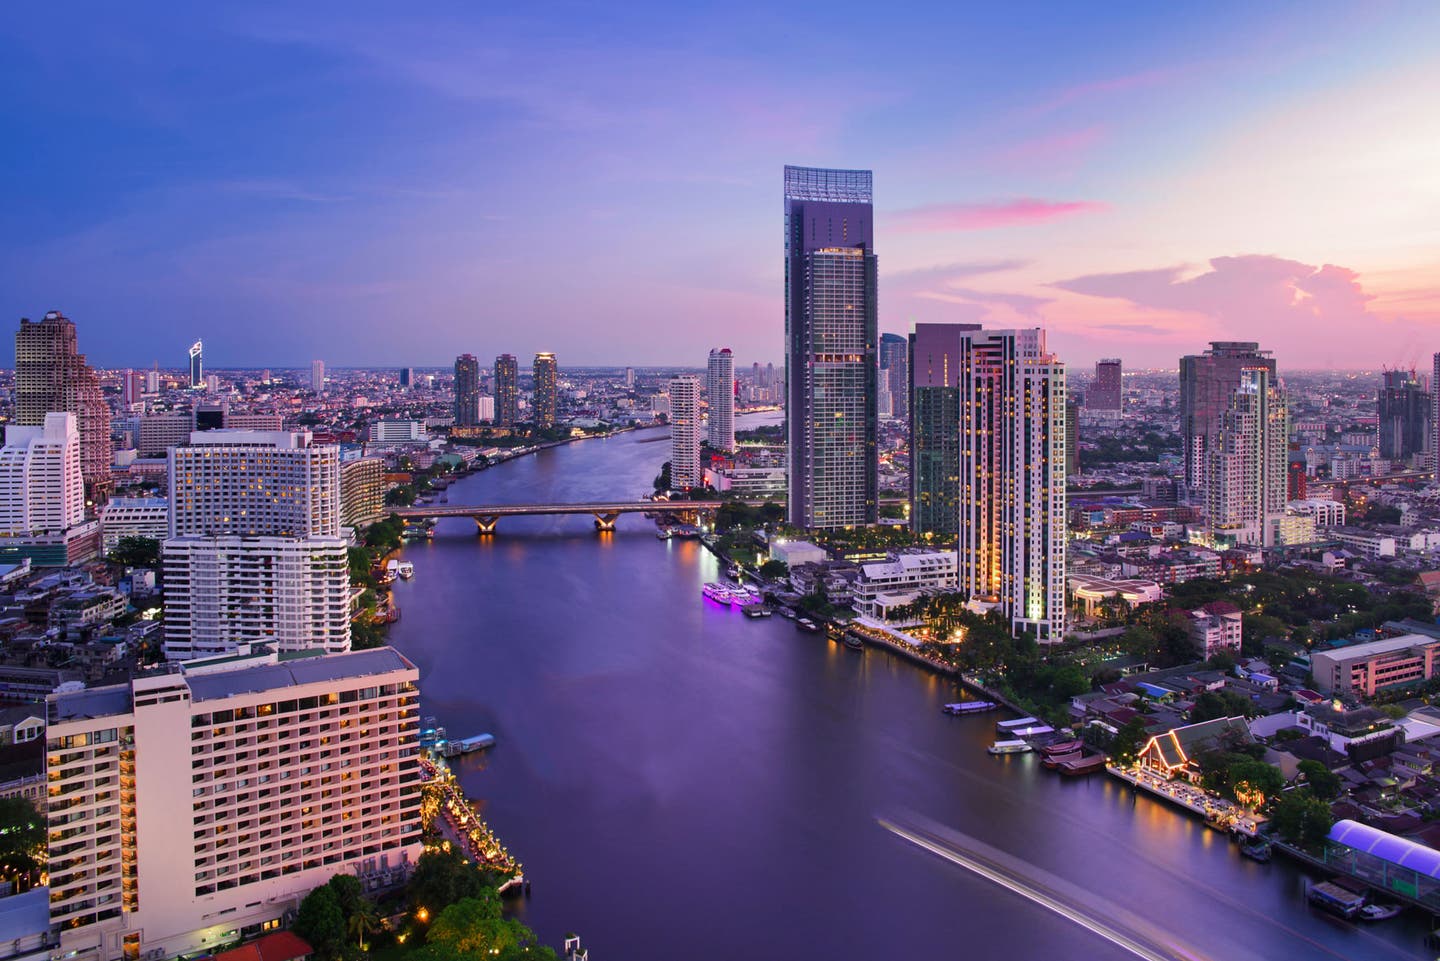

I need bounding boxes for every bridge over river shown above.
[394,499,723,533]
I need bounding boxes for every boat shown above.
[1006,724,1056,739]
[1039,739,1084,757]
[1359,902,1401,922]
[726,566,742,580]
[397,561,415,580]
[1058,754,1107,776]
[386,559,400,577]
[456,733,496,753]
[1042,750,1082,770]
[987,739,1032,755]
[743,605,771,618]
[655,528,672,540]
[1308,881,1365,919]
[843,634,864,650]
[996,717,1040,734]
[778,607,797,620]
[702,582,733,603]
[1239,838,1273,862]
[797,618,820,632]
[943,701,999,716]
[1204,815,1234,834]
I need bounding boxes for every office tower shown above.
[1066,398,1080,477]
[0,413,85,536]
[1205,368,1289,547]
[495,354,519,426]
[1089,358,1122,410]
[533,352,558,428]
[783,165,878,529]
[399,366,413,388]
[1179,342,1276,501]
[46,646,424,960]
[955,328,1067,642]
[908,323,977,540]
[310,359,325,393]
[15,311,113,502]
[454,354,481,426]
[188,339,203,388]
[669,375,702,489]
[880,332,908,421]
[625,367,635,389]
[99,497,170,552]
[145,365,160,394]
[1378,368,1431,460]
[707,348,735,452]
[137,412,194,456]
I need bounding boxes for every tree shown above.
[110,535,160,569]
[1297,760,1342,801]
[386,485,417,507]
[1108,718,1150,765]
[327,873,366,920]
[293,885,346,961]
[346,901,381,952]
[409,848,486,913]
[759,559,788,579]
[1226,758,1284,809]
[1271,788,1335,850]
[0,797,43,886]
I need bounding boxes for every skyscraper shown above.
[121,369,144,406]
[495,354,519,426]
[310,359,325,393]
[1205,368,1289,547]
[954,328,1067,642]
[707,348,735,452]
[15,311,113,502]
[908,323,976,540]
[0,412,85,536]
[1066,398,1081,477]
[669,375,702,490]
[399,366,413,388]
[880,332,908,421]
[625,367,635,389]
[1433,352,1440,470]
[783,165,878,529]
[454,354,481,426]
[1089,358,1122,410]
[1377,368,1430,461]
[188,339,203,388]
[1179,342,1276,501]
[533,352,558,428]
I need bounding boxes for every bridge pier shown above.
[592,512,620,532]
[474,516,499,535]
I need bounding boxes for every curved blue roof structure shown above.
[1328,819,1440,880]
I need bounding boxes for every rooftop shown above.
[1329,819,1440,880]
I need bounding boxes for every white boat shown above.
[996,717,1040,734]
[988,739,1032,755]
[702,582,733,603]
[385,559,400,576]
[1360,902,1401,921]
[397,561,415,580]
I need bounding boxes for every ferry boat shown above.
[732,587,763,607]
[987,739,1032,756]
[655,527,673,540]
[777,607,797,620]
[702,582,732,603]
[386,559,400,578]
[1308,881,1365,919]
[943,701,999,716]
[1006,724,1056,739]
[1039,739,1083,757]
[797,618,820,632]
[397,561,415,580]
[743,605,772,618]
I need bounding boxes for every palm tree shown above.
[347,903,381,953]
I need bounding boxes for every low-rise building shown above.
[1322,526,1397,558]
[769,540,827,568]
[1185,601,1243,659]
[1311,633,1440,697]
[99,498,170,553]
[1067,575,1164,617]
[851,550,957,618]
[703,466,786,499]
[367,420,427,444]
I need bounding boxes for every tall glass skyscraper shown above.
[454,354,481,426]
[783,165,878,529]
[706,348,734,452]
[533,352,558,428]
[908,323,978,540]
[880,332,908,421]
[495,354,519,426]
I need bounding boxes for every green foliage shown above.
[0,797,43,884]
[1189,690,1261,722]
[1270,788,1335,850]
[759,559,788,578]
[386,485,418,507]
[1108,718,1150,765]
[1297,760,1342,801]
[364,514,406,552]
[408,848,488,914]
[293,885,346,961]
[652,461,672,492]
[1225,758,1284,806]
[714,500,784,531]
[109,535,161,569]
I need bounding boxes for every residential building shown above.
[880,332,908,422]
[45,646,424,961]
[367,420,426,444]
[533,352,558,428]
[0,413,85,536]
[703,466,786,499]
[852,550,957,618]
[1179,342,1275,502]
[340,458,385,528]
[706,348,735,452]
[1311,634,1440,697]
[168,431,341,538]
[908,323,975,540]
[668,375,702,489]
[1066,398,1080,477]
[309,360,325,393]
[99,498,170,552]
[1204,368,1289,547]
[1186,600,1242,658]
[494,354,519,426]
[1324,526,1396,558]
[783,165,878,529]
[454,354,481,427]
[399,367,413,388]
[1377,367,1430,461]
[1289,498,1345,527]
[1433,351,1440,471]
[189,339,203,387]
[1089,358,1123,410]
[137,412,194,457]
[15,312,113,501]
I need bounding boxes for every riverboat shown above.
[397,561,415,580]
[743,605,772,618]
[443,733,496,757]
[1039,739,1083,757]
[1042,750,1082,770]
[777,607,797,620]
[987,739,1032,756]
[1006,724,1055,739]
[797,618,820,632]
[702,582,732,603]
[843,634,864,650]
[1360,902,1401,921]
[1239,838,1272,862]
[943,701,999,715]
[656,527,673,540]
[1058,754,1106,776]
[1308,881,1365,919]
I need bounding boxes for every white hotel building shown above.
[0,412,85,536]
[46,647,424,961]
[852,550,958,618]
[167,431,341,539]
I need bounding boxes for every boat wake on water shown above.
[878,814,1218,961]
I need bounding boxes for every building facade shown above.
[1377,368,1430,461]
[340,458,385,529]
[15,312,113,502]
[1179,342,1276,502]
[533,352,558,428]
[1204,368,1289,547]
[0,413,85,537]
[99,498,170,552]
[706,348,735,452]
[188,340,203,388]
[494,354,519,426]
[309,360,325,393]
[1089,359,1122,410]
[1186,600,1243,658]
[783,165,878,529]
[880,332,908,422]
[367,420,426,444]
[908,323,976,541]
[46,647,424,961]
[168,431,341,539]
[1311,634,1440,696]
[453,354,481,427]
[668,375,702,490]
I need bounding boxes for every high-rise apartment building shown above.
[533,352,558,428]
[1433,353,1440,471]
[669,375,702,490]
[45,646,424,960]
[1089,358,1122,410]
[0,413,85,536]
[625,367,635,389]
[453,354,481,427]
[1205,368,1289,547]
[121,369,144,406]
[1378,368,1430,461]
[1066,398,1081,477]
[954,328,1067,642]
[145,366,160,395]
[310,359,325,393]
[706,348,735,452]
[340,457,386,528]
[1179,342,1276,501]
[189,339,203,388]
[880,332,908,422]
[908,323,977,540]
[168,431,340,538]
[783,165,878,529]
[15,311,113,502]
[494,354,519,426]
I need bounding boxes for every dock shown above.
[1108,765,1262,837]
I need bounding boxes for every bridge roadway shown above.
[394,500,724,533]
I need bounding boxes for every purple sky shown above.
[3,3,1438,371]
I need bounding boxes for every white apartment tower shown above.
[46,647,424,961]
[0,412,85,536]
[955,328,1067,642]
[669,375,702,489]
[1205,367,1289,547]
[706,348,735,453]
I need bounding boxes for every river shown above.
[387,416,1427,961]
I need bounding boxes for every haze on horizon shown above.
[3,2,1438,371]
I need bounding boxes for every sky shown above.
[3,2,1439,371]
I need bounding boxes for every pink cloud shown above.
[887,198,1106,233]
[1030,66,1187,115]
[995,126,1106,166]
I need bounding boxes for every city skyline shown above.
[4,5,1439,369]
